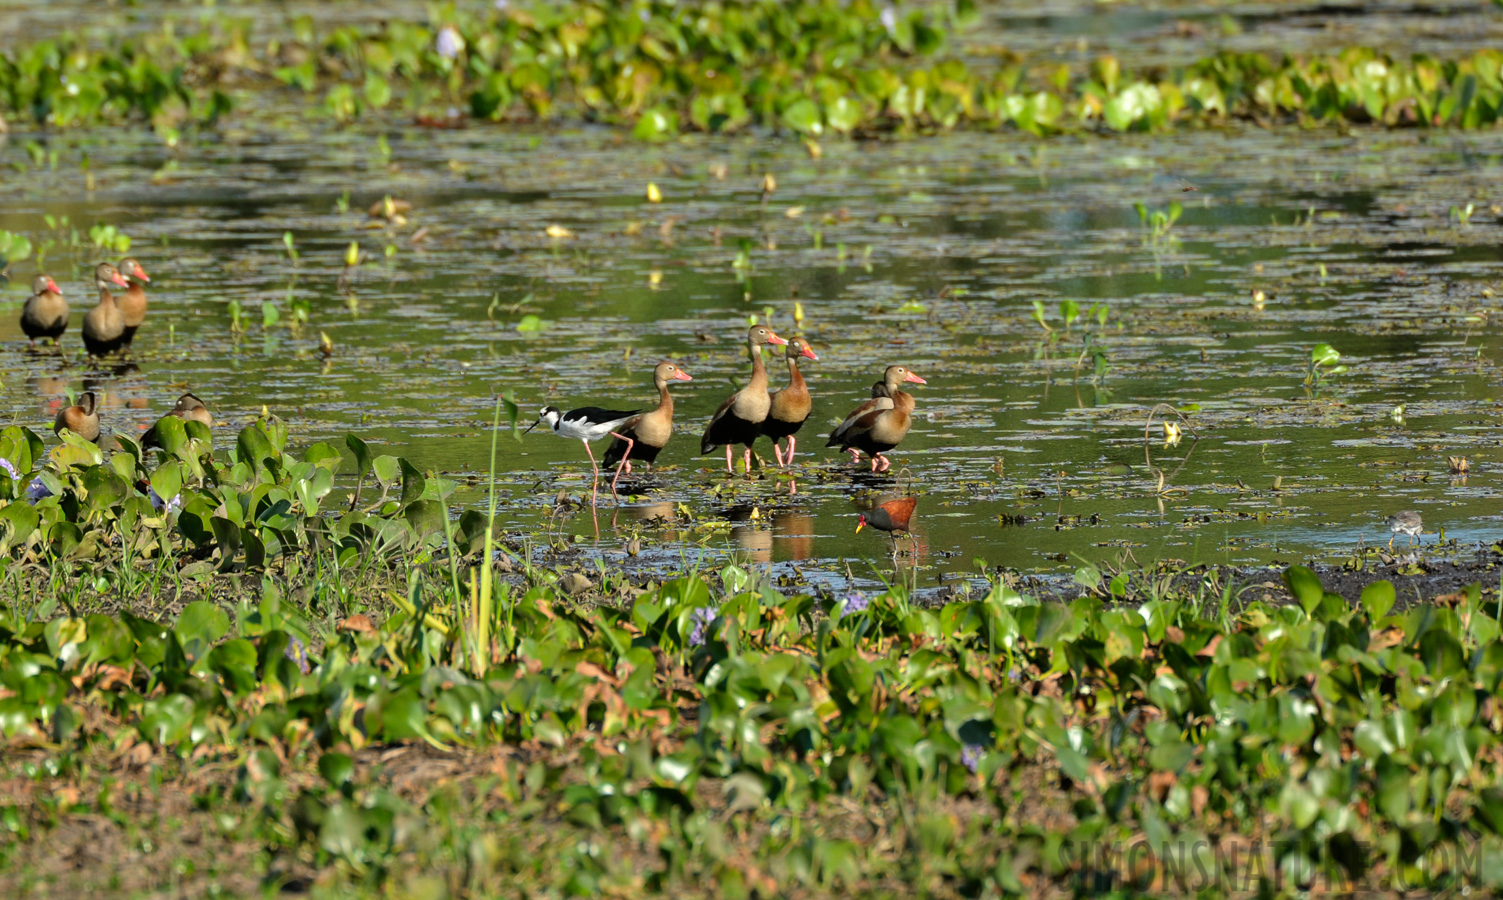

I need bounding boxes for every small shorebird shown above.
[828,365,927,473]
[529,404,641,506]
[603,361,694,492]
[1385,510,1423,550]
[857,495,919,558]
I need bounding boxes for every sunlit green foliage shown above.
[2,2,1503,138]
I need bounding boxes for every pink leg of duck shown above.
[742,446,753,473]
[787,436,797,465]
[724,444,734,474]
[773,441,786,467]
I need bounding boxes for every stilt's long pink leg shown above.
[583,440,600,507]
[608,432,635,501]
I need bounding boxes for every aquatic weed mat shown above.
[2,562,1503,897]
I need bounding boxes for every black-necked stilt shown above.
[760,336,819,467]
[1385,510,1423,550]
[827,365,927,473]
[602,362,693,493]
[21,274,67,347]
[528,404,641,506]
[701,324,788,474]
[82,262,131,358]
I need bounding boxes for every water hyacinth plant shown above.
[2,2,1503,139]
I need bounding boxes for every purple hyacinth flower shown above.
[149,487,182,513]
[0,459,19,481]
[25,476,52,504]
[435,26,465,60]
[961,745,984,774]
[284,635,311,674]
[838,593,870,618]
[688,607,717,648]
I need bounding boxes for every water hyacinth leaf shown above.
[146,415,187,457]
[781,98,822,135]
[404,499,445,538]
[0,503,40,551]
[0,425,43,475]
[82,465,128,511]
[211,516,242,564]
[304,442,343,472]
[1283,565,1324,615]
[633,106,679,141]
[346,434,373,477]
[237,425,278,471]
[176,600,230,660]
[138,694,194,745]
[398,459,426,508]
[1361,580,1396,622]
[150,461,183,507]
[319,752,355,789]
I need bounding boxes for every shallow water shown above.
[3,7,1503,593]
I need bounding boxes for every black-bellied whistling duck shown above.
[760,336,818,466]
[53,391,101,443]
[701,324,788,473]
[827,365,927,473]
[21,275,66,346]
[117,258,150,348]
[528,404,641,506]
[857,495,918,553]
[143,393,212,449]
[603,361,693,491]
[82,263,130,357]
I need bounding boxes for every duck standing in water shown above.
[701,324,788,474]
[827,365,927,473]
[81,263,131,357]
[603,361,694,493]
[116,258,151,349]
[21,275,67,347]
[760,336,819,466]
